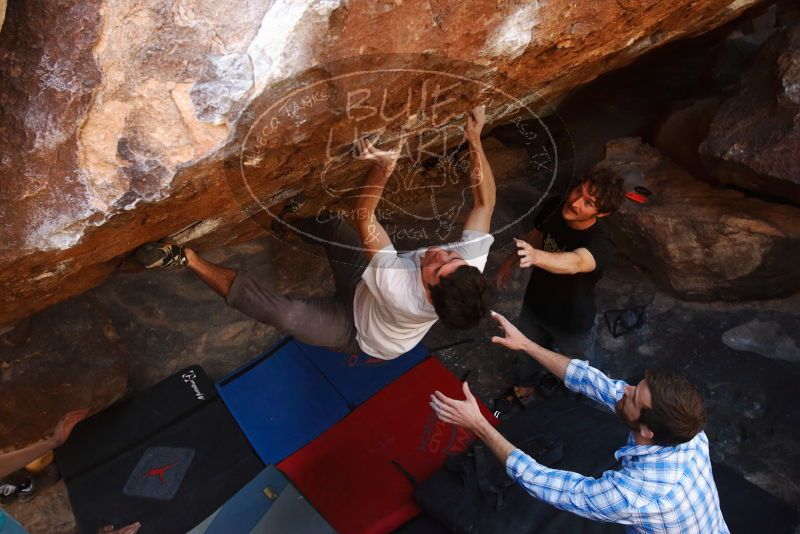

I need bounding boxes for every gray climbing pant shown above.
[226,216,368,353]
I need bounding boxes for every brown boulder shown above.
[0,0,767,328]
[0,299,128,452]
[602,138,800,301]
[700,22,800,205]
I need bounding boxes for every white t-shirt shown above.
[353,230,494,359]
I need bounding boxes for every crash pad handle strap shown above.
[389,459,419,487]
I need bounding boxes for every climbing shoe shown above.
[135,242,187,269]
[270,192,306,236]
[0,475,32,504]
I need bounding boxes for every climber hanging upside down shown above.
[135,106,496,360]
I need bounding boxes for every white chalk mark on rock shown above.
[482,2,540,59]
[247,0,343,94]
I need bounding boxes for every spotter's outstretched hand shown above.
[429,382,484,432]
[514,238,540,269]
[490,310,530,352]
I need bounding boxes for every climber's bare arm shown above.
[354,138,404,258]
[462,106,496,234]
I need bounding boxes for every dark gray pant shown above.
[225,216,368,353]
[514,304,597,383]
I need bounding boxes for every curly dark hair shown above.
[582,166,626,214]
[639,369,707,446]
[430,265,493,330]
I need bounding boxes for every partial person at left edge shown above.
[0,410,141,534]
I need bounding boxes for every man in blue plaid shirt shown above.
[430,311,729,533]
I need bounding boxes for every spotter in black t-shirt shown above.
[523,197,616,333]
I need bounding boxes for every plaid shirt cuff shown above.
[505,448,539,480]
[564,358,584,391]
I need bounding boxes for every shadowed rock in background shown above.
[601,137,800,300]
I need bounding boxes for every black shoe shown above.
[270,192,306,236]
[135,242,187,268]
[0,476,31,504]
[18,463,59,502]
[492,386,536,421]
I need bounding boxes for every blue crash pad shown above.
[188,465,334,534]
[296,341,429,407]
[216,339,350,464]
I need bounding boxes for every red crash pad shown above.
[278,358,498,534]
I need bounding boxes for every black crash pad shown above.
[415,397,627,534]
[57,366,215,481]
[56,366,263,534]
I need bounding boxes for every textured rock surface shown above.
[700,22,800,205]
[0,0,766,328]
[0,299,128,453]
[602,138,800,300]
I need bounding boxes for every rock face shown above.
[602,138,800,301]
[700,22,800,205]
[0,299,128,453]
[0,0,766,328]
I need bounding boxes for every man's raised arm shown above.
[490,311,627,411]
[462,106,496,234]
[353,137,404,259]
[489,310,571,380]
[496,228,543,289]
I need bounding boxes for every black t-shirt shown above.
[523,198,616,333]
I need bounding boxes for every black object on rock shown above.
[604,306,646,338]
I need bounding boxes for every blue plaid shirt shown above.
[505,360,729,533]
